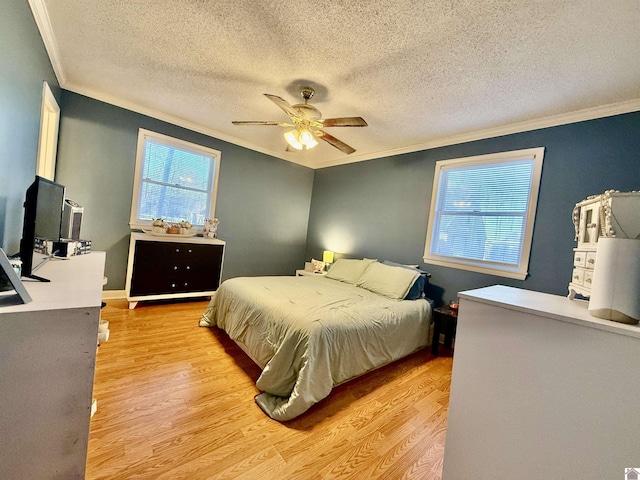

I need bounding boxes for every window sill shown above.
[423,256,528,280]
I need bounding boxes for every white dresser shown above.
[0,253,105,479]
[442,285,640,479]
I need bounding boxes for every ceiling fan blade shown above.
[322,117,368,128]
[317,131,356,155]
[264,94,301,120]
[232,121,285,126]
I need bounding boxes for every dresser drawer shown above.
[573,252,587,268]
[583,270,594,288]
[571,268,584,285]
[585,251,597,269]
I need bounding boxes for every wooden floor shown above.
[86,298,453,480]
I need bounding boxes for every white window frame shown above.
[423,147,544,280]
[129,129,221,230]
[36,81,60,181]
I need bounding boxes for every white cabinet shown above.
[568,195,601,298]
[0,253,105,479]
[442,285,640,479]
[568,190,640,299]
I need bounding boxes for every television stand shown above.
[23,274,50,282]
[0,252,106,479]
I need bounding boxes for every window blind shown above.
[138,139,214,225]
[431,159,535,266]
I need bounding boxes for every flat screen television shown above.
[19,176,65,281]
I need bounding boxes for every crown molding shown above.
[313,98,640,169]
[28,0,66,85]
[64,82,317,168]
[61,85,640,170]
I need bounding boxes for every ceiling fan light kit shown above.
[232,87,367,155]
[284,128,318,150]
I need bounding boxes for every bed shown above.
[199,258,433,421]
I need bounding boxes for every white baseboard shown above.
[102,289,126,300]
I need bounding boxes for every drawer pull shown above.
[585,278,592,284]
[175,248,180,253]
[171,283,176,288]
[574,275,580,280]
[188,249,193,253]
[186,266,191,270]
[575,257,582,262]
[588,259,595,264]
[173,266,178,270]
[184,282,188,287]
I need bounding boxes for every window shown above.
[36,81,60,181]
[130,129,221,229]
[423,147,544,280]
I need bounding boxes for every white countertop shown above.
[459,284,640,340]
[0,252,106,313]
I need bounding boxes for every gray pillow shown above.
[325,258,376,284]
[357,262,420,300]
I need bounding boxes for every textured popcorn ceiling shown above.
[32,0,640,168]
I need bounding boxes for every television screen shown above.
[19,176,65,280]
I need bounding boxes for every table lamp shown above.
[322,251,335,271]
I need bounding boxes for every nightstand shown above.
[295,270,327,277]
[431,306,458,356]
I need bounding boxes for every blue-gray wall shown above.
[0,0,60,254]
[55,92,314,289]
[306,113,640,305]
[3,1,639,302]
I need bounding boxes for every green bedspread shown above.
[200,275,431,421]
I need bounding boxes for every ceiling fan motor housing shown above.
[292,103,321,121]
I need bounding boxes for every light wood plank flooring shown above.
[86,298,453,480]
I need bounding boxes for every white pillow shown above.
[357,262,420,300]
[326,258,375,284]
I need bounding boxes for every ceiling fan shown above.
[232,87,368,154]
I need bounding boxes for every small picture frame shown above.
[0,248,32,305]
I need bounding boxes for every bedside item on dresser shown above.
[203,218,219,238]
[448,299,459,313]
[150,218,167,234]
[311,258,325,272]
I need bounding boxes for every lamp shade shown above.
[284,130,303,150]
[588,237,640,324]
[299,129,318,148]
[322,250,335,264]
[284,128,318,150]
